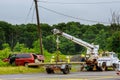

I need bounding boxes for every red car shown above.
[3,53,44,66]
[36,54,44,62]
[15,53,35,66]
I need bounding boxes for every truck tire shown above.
[113,63,117,68]
[62,65,70,74]
[46,68,54,74]
[62,68,70,74]
[113,63,117,70]
[102,62,107,71]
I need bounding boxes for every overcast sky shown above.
[0,0,120,25]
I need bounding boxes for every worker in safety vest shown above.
[80,54,86,71]
[66,56,70,63]
[80,54,85,62]
[50,56,55,63]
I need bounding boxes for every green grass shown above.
[0,64,81,75]
[0,66,45,75]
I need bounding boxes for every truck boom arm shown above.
[52,28,99,56]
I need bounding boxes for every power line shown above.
[25,1,34,23]
[38,1,120,5]
[39,5,109,24]
[31,7,35,23]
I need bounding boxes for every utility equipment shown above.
[52,28,119,71]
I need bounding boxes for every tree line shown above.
[0,21,120,58]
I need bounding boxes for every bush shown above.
[0,48,11,59]
[43,50,52,62]
[0,60,9,67]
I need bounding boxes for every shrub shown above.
[0,48,11,59]
[0,60,9,67]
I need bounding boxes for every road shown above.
[0,71,120,80]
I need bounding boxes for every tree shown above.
[41,23,53,37]
[13,42,26,52]
[0,43,11,59]
[33,39,42,54]
[52,22,66,31]
[0,21,13,49]
[107,31,120,53]
[60,37,76,55]
[18,24,38,48]
[82,25,96,43]
[0,27,5,49]
[105,11,120,55]
[42,35,56,53]
[94,29,108,50]
[110,11,120,32]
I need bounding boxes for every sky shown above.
[0,0,120,25]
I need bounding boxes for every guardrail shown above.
[27,62,85,67]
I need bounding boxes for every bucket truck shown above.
[52,28,119,71]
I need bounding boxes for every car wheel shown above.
[24,63,28,67]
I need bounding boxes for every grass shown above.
[71,64,81,72]
[0,66,45,75]
[0,64,81,75]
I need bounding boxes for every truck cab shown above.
[97,52,119,70]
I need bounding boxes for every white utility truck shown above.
[52,28,119,71]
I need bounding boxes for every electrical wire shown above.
[39,5,109,24]
[31,7,35,23]
[38,1,120,5]
[25,1,34,23]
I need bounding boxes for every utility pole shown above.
[56,35,60,62]
[34,0,43,55]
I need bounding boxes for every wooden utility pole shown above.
[34,0,43,55]
[56,36,60,62]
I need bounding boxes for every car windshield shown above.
[16,54,31,58]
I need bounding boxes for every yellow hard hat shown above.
[81,54,85,57]
[52,56,55,58]
[66,56,69,58]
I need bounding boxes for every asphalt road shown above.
[0,71,120,80]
